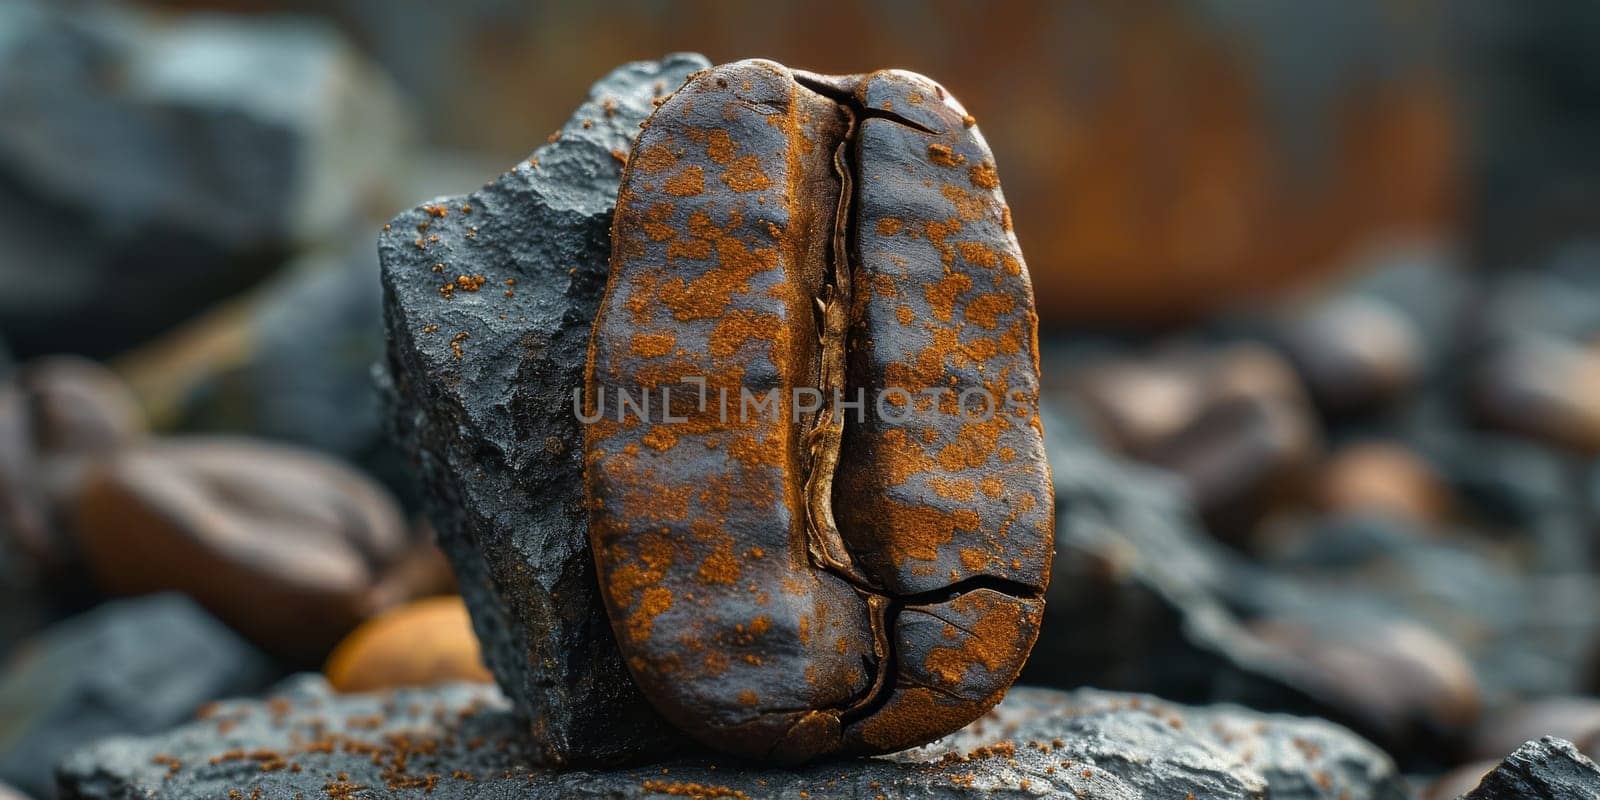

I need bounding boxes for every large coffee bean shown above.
[585,60,1052,762]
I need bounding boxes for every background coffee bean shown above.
[1469,696,1600,761]
[0,357,145,573]
[1317,441,1453,526]
[1247,616,1482,751]
[586,59,1051,761]
[1470,336,1600,454]
[67,437,438,664]
[324,595,493,692]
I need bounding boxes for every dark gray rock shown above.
[1027,404,1495,761]
[0,0,407,358]
[1025,410,1315,708]
[168,246,387,459]
[57,677,1405,800]
[379,53,708,764]
[1462,737,1600,799]
[0,594,272,799]
[120,243,414,502]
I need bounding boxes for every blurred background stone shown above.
[110,243,414,502]
[323,595,492,693]
[146,0,1462,327]
[0,594,271,799]
[0,0,408,359]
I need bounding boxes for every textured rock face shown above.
[1462,737,1600,799]
[379,53,709,764]
[0,594,271,799]
[0,0,406,358]
[57,678,1404,800]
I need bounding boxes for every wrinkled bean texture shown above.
[584,60,1054,762]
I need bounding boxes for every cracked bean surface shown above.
[584,59,1053,762]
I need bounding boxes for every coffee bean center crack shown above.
[585,59,1054,763]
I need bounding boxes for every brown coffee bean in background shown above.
[1072,344,1319,542]
[1468,697,1600,761]
[1470,337,1600,454]
[67,437,437,664]
[1271,297,1424,417]
[324,595,492,693]
[0,357,145,571]
[1318,441,1453,527]
[1248,617,1481,752]
[587,59,1052,762]
[1143,392,1319,542]
[1073,344,1304,457]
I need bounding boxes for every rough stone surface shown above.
[379,53,709,764]
[1462,737,1600,799]
[57,678,1405,800]
[0,594,272,799]
[0,0,407,357]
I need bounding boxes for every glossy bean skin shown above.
[585,59,1052,762]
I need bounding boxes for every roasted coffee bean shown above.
[1248,616,1481,750]
[324,595,493,692]
[585,60,1052,762]
[1270,296,1424,417]
[1469,697,1600,761]
[1072,344,1310,458]
[68,437,420,664]
[0,356,144,571]
[1317,441,1452,526]
[1470,336,1600,454]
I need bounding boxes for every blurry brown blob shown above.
[1249,616,1481,752]
[1469,697,1600,761]
[0,357,145,571]
[1318,441,1452,526]
[324,595,492,693]
[1076,345,1319,541]
[67,438,435,664]
[1421,760,1496,800]
[148,0,1458,326]
[1470,338,1600,454]
[1272,298,1424,417]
